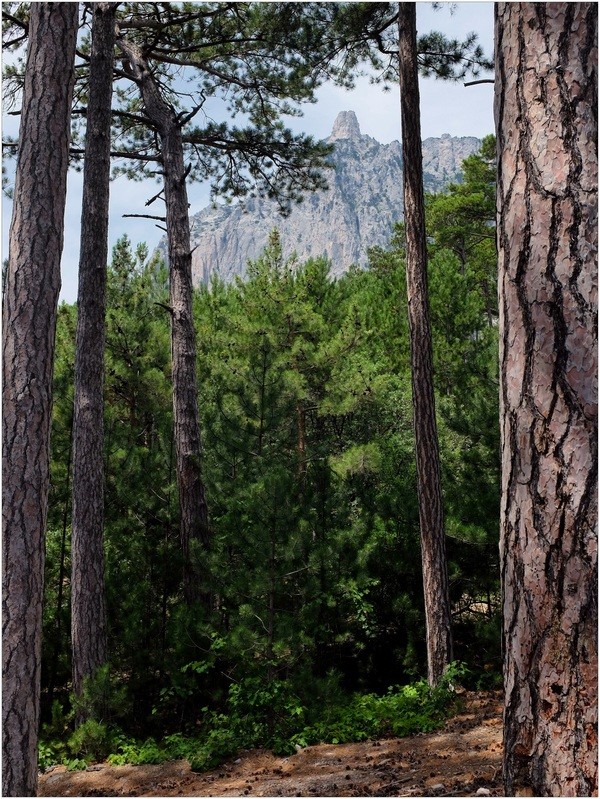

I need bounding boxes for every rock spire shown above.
[328,110,362,141]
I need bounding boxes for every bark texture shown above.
[495,4,598,795]
[117,34,210,605]
[2,5,78,795]
[71,2,116,705]
[398,2,453,687]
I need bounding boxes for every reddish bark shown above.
[71,1,116,708]
[2,5,78,795]
[398,2,453,687]
[495,3,598,795]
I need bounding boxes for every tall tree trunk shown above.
[2,5,78,795]
[71,1,116,711]
[398,2,453,687]
[495,4,598,795]
[116,34,210,606]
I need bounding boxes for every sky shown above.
[2,2,495,304]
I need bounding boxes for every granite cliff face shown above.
[186,112,480,284]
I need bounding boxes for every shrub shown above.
[38,700,73,770]
[68,719,114,762]
[40,666,467,773]
[107,737,167,766]
[188,727,239,772]
[287,675,460,751]
[72,663,130,725]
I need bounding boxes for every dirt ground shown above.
[39,691,503,798]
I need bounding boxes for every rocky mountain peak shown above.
[168,113,482,285]
[328,110,362,141]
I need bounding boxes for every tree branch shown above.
[122,213,166,221]
[117,9,223,32]
[145,188,164,206]
[69,146,161,162]
[154,301,174,315]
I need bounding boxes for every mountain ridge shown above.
[182,112,481,284]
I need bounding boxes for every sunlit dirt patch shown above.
[39,691,503,797]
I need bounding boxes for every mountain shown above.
[185,111,481,284]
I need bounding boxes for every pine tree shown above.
[2,5,78,794]
[320,0,492,687]
[70,1,117,715]
[398,2,453,687]
[45,303,77,710]
[496,3,597,794]
[102,238,177,704]
[197,235,327,682]
[112,3,342,605]
[115,33,211,606]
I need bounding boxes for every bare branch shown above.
[177,104,203,127]
[122,213,166,221]
[3,10,28,31]
[145,188,164,206]
[3,32,28,48]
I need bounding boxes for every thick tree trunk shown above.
[398,2,453,687]
[71,2,116,710]
[117,35,210,605]
[495,4,598,795]
[2,5,78,795]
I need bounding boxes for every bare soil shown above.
[39,691,503,798]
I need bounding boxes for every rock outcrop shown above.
[184,112,480,284]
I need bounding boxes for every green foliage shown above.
[321,4,492,86]
[40,710,120,771]
[38,701,73,770]
[107,736,171,767]
[290,683,444,748]
[80,671,463,772]
[68,720,114,762]
[38,742,89,774]
[221,677,307,755]
[38,670,132,770]
[423,137,500,645]
[101,237,178,718]
[72,664,130,726]
[44,141,501,753]
[98,3,338,205]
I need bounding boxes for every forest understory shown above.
[39,692,502,798]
